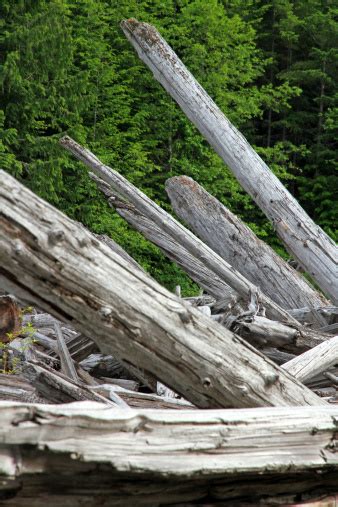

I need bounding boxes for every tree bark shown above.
[121,19,337,304]
[60,136,299,326]
[1,402,338,505]
[0,170,324,408]
[166,176,329,317]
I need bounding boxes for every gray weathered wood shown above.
[166,175,329,317]
[0,170,324,408]
[282,335,338,382]
[121,19,337,303]
[1,402,338,505]
[54,322,79,382]
[60,136,299,325]
[233,315,330,353]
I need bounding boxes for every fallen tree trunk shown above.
[232,315,331,353]
[121,19,337,304]
[282,335,338,383]
[1,402,338,505]
[60,136,299,325]
[0,170,324,408]
[166,176,328,317]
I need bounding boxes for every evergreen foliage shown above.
[1,0,336,293]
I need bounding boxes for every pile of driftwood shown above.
[0,19,337,507]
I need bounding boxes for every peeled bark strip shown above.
[282,335,338,383]
[166,176,328,316]
[0,170,324,408]
[60,136,299,325]
[1,402,338,505]
[121,19,337,304]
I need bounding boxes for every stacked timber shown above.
[0,18,337,507]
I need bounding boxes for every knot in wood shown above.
[12,240,24,255]
[202,377,212,388]
[178,311,191,324]
[48,229,65,247]
[263,373,279,387]
[99,307,113,320]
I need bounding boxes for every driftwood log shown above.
[60,136,299,326]
[166,176,329,316]
[1,402,338,505]
[0,170,324,408]
[282,335,338,383]
[121,18,337,304]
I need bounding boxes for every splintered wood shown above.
[0,18,337,507]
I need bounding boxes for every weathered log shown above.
[22,361,117,406]
[289,306,338,327]
[1,402,338,505]
[0,170,324,408]
[282,335,338,383]
[166,176,329,317]
[60,136,299,325]
[0,374,47,403]
[54,322,79,382]
[233,315,331,353]
[121,19,337,303]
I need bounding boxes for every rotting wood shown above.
[121,18,337,304]
[60,136,300,325]
[166,175,329,318]
[0,402,338,505]
[0,170,325,408]
[0,295,21,343]
[282,335,338,383]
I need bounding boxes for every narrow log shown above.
[60,136,299,325]
[233,315,330,353]
[121,19,337,303]
[166,176,328,316]
[0,170,324,408]
[282,335,338,383]
[1,402,338,505]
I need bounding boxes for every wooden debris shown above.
[282,335,338,382]
[60,136,300,326]
[1,402,338,505]
[0,170,325,408]
[166,175,328,315]
[121,18,337,304]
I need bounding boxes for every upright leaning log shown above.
[121,19,337,304]
[166,176,329,313]
[0,170,325,408]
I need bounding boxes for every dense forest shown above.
[0,0,337,293]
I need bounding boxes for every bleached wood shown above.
[282,335,338,382]
[0,170,324,408]
[121,18,337,303]
[166,176,328,317]
[234,315,330,353]
[1,402,338,505]
[60,136,299,325]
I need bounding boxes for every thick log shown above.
[60,136,299,325]
[121,19,337,303]
[166,176,328,316]
[282,335,338,383]
[0,170,324,408]
[1,402,338,505]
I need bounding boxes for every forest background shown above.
[0,0,337,294]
